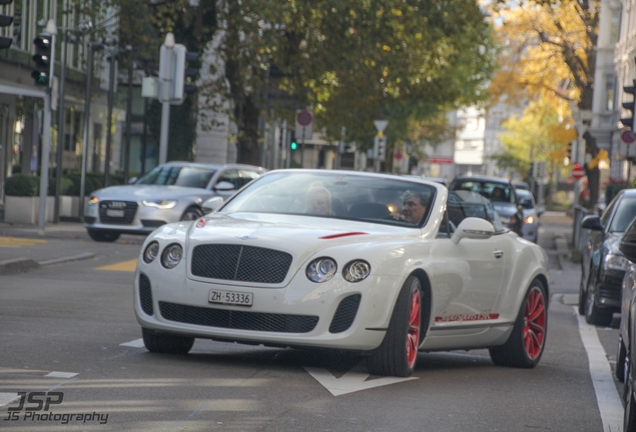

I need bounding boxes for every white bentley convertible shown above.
[134,170,549,377]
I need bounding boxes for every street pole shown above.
[300,127,305,168]
[158,33,175,165]
[104,51,116,186]
[53,32,68,223]
[37,21,57,234]
[123,61,133,183]
[79,41,96,222]
[159,101,170,165]
[141,97,148,174]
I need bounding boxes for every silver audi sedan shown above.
[84,162,266,242]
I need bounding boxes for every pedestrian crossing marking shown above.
[96,258,138,272]
[0,237,47,248]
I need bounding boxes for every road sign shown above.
[295,109,313,139]
[622,130,635,145]
[394,151,403,161]
[572,163,585,180]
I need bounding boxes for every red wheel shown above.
[523,286,546,360]
[367,275,424,377]
[406,289,421,368]
[489,279,548,368]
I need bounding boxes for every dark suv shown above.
[449,176,524,236]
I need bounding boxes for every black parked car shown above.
[579,189,636,326]
[616,216,636,430]
[449,176,524,236]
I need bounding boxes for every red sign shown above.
[622,130,635,145]
[422,157,453,165]
[296,109,313,127]
[572,163,585,180]
[394,151,403,161]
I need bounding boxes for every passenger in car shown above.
[401,190,428,225]
[306,185,333,216]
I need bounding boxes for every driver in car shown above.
[401,190,428,225]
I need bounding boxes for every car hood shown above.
[186,212,415,258]
[492,203,518,216]
[606,232,623,255]
[92,185,210,200]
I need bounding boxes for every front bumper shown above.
[596,269,625,309]
[84,201,180,234]
[134,266,404,351]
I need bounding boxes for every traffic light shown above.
[621,80,636,129]
[31,33,53,86]
[0,0,14,49]
[173,45,199,101]
[290,137,298,151]
[567,142,572,161]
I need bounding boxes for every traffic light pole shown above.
[79,41,97,222]
[37,27,56,234]
[54,32,68,223]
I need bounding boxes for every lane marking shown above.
[575,309,624,432]
[0,393,19,407]
[120,338,145,348]
[305,367,418,396]
[0,237,47,248]
[45,371,78,378]
[96,258,138,272]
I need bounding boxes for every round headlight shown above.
[343,260,371,283]
[161,243,183,269]
[143,241,160,263]
[306,257,337,283]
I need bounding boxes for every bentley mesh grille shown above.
[329,294,361,333]
[191,244,292,283]
[159,302,318,333]
[98,201,138,224]
[139,273,153,316]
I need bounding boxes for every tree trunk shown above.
[236,95,261,166]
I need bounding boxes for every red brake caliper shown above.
[523,287,546,359]
[407,290,422,367]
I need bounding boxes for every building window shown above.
[606,75,615,111]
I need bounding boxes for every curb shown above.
[0,252,96,276]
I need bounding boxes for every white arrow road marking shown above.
[305,367,418,396]
[0,393,19,407]
[120,338,145,348]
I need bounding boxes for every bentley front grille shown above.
[191,244,292,283]
[159,302,318,333]
[98,201,138,224]
[329,294,361,333]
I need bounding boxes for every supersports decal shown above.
[434,313,499,323]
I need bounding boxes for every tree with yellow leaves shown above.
[488,0,603,205]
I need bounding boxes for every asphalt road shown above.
[0,214,625,431]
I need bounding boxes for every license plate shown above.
[106,209,125,217]
[209,289,253,306]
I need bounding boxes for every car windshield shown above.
[610,197,636,232]
[221,171,437,227]
[135,166,216,189]
[450,180,516,204]
[516,191,535,210]
[447,190,506,233]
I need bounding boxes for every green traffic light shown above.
[290,141,298,150]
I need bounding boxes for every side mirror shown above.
[202,197,224,214]
[214,181,235,191]
[581,214,603,231]
[537,206,545,217]
[451,217,495,245]
[128,177,137,184]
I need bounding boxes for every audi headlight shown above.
[143,241,159,264]
[142,199,177,209]
[87,196,99,205]
[161,244,183,269]
[605,253,629,271]
[306,257,337,283]
[524,215,535,224]
[343,260,371,283]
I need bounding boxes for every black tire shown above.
[87,229,120,242]
[578,274,587,316]
[618,334,627,383]
[625,362,636,432]
[142,328,194,355]
[180,206,203,221]
[366,275,423,377]
[585,276,613,326]
[489,279,548,368]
